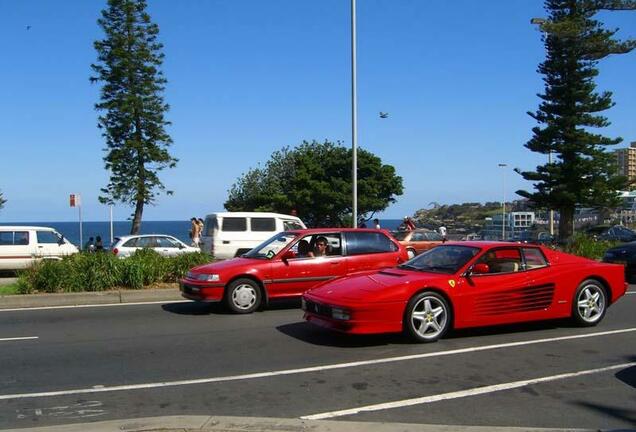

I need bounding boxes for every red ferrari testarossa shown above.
[302,242,627,342]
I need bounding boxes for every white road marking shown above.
[0,336,38,342]
[0,327,635,401]
[301,362,636,420]
[0,300,190,312]
[626,291,635,295]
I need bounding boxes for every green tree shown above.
[91,0,177,234]
[517,0,636,240]
[0,190,6,211]
[225,140,403,227]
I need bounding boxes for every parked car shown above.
[180,228,408,313]
[200,212,306,260]
[0,226,78,270]
[603,242,636,283]
[586,225,636,242]
[392,229,444,259]
[302,241,627,343]
[112,234,200,258]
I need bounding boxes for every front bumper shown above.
[179,280,224,302]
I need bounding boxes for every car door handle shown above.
[223,241,230,244]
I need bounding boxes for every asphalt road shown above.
[1,290,635,430]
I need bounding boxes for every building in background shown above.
[481,212,536,241]
[614,141,636,182]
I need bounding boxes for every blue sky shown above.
[1,0,635,223]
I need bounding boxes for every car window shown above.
[522,248,548,269]
[345,232,397,255]
[283,220,304,230]
[123,238,139,247]
[391,231,410,241]
[0,231,29,246]
[156,237,178,248]
[400,245,480,274]
[36,230,61,244]
[427,232,443,241]
[244,232,297,259]
[222,217,247,232]
[475,248,523,274]
[251,217,276,232]
[136,237,154,248]
[411,232,425,241]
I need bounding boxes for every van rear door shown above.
[201,215,218,253]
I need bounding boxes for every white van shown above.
[0,226,79,270]
[200,212,306,259]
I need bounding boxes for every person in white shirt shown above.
[373,218,381,229]
[439,226,447,242]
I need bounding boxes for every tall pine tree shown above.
[517,0,635,239]
[91,0,177,234]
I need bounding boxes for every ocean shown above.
[0,219,404,248]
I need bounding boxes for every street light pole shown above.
[351,0,358,228]
[499,163,507,240]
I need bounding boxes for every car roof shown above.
[116,234,177,240]
[204,212,302,219]
[285,228,392,235]
[0,226,57,231]
[443,241,543,249]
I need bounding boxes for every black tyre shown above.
[404,291,451,343]
[225,278,262,314]
[571,279,607,327]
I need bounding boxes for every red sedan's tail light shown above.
[113,248,119,255]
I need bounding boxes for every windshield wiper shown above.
[398,264,418,270]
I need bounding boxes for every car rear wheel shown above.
[225,278,261,314]
[572,279,607,326]
[407,248,416,259]
[404,291,450,343]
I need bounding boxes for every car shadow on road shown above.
[276,321,411,347]
[446,319,568,340]
[161,302,231,315]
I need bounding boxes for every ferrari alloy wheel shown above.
[405,291,450,342]
[407,248,416,260]
[225,278,261,314]
[572,279,607,326]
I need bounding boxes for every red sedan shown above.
[180,228,408,313]
[302,242,627,342]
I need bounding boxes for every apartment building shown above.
[614,141,636,181]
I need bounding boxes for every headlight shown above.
[197,274,220,282]
[331,307,350,320]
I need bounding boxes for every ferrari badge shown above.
[448,279,456,288]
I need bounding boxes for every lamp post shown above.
[498,163,507,240]
[351,0,358,227]
[531,17,555,237]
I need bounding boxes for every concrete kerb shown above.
[0,288,183,310]
[0,415,597,432]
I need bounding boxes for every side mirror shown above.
[471,263,490,275]
[281,250,296,261]
[179,244,186,249]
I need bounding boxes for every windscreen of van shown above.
[251,218,276,231]
[283,220,304,230]
[222,217,247,231]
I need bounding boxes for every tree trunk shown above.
[131,198,144,235]
[558,206,575,241]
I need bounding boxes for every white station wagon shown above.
[0,226,79,270]
[111,234,200,258]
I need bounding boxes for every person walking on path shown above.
[190,217,202,247]
[373,218,381,229]
[439,226,447,243]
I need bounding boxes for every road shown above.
[0,290,635,430]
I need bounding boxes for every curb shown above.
[0,415,597,432]
[0,288,183,310]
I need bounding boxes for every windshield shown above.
[243,232,298,259]
[399,245,480,274]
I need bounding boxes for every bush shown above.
[16,250,214,294]
[561,234,619,260]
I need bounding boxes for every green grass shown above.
[0,283,19,296]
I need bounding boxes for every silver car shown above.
[112,234,199,258]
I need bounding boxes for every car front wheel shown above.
[572,279,607,326]
[404,291,451,342]
[225,278,262,314]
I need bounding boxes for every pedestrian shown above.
[84,237,95,253]
[197,218,205,237]
[403,216,416,231]
[359,221,367,228]
[373,218,381,229]
[95,235,104,252]
[190,217,201,247]
[439,226,447,243]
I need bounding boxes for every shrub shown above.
[15,250,215,293]
[561,234,619,260]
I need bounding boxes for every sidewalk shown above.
[0,415,596,432]
[0,287,183,309]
